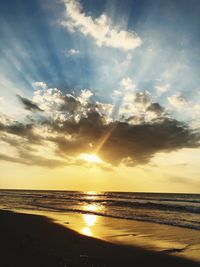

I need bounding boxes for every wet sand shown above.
[0,210,199,267]
[12,209,200,262]
[50,211,200,262]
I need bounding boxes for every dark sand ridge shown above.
[0,210,199,267]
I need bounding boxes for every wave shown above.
[1,190,200,231]
[1,193,200,214]
[100,200,200,214]
[17,202,200,231]
[26,197,200,215]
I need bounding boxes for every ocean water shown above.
[0,190,200,230]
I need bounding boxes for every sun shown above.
[80,153,102,163]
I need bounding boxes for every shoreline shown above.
[4,207,200,263]
[0,209,199,267]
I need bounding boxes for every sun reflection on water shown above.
[84,204,97,212]
[85,191,97,200]
[87,191,97,195]
[81,201,98,236]
[83,214,97,226]
[81,214,97,236]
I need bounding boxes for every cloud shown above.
[0,153,25,165]
[121,77,136,90]
[0,152,67,168]
[146,103,164,116]
[61,0,142,51]
[134,91,152,108]
[168,93,188,109]
[0,113,10,125]
[194,104,200,113]
[32,87,94,123]
[53,116,199,166]
[0,82,199,169]
[77,89,93,105]
[115,81,163,123]
[61,94,81,113]
[0,121,38,143]
[32,81,47,89]
[66,48,80,56]
[155,84,170,95]
[17,95,43,112]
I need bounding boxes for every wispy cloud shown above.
[168,92,188,109]
[121,77,136,90]
[17,95,43,112]
[61,0,142,51]
[155,83,170,95]
[32,81,47,89]
[66,48,80,56]
[0,152,67,168]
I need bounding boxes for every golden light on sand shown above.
[80,153,102,163]
[81,227,92,236]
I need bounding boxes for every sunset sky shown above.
[0,0,200,193]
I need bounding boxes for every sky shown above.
[0,0,200,193]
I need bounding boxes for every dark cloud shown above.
[134,91,151,106]
[146,103,164,115]
[0,154,25,165]
[45,111,200,166]
[96,119,199,165]
[17,95,43,112]
[0,121,39,142]
[0,92,200,168]
[60,95,81,113]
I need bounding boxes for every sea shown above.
[0,190,200,230]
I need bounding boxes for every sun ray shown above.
[94,123,117,154]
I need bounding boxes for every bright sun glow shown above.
[80,153,102,163]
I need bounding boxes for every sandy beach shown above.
[0,210,199,267]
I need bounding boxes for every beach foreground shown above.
[0,210,199,267]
